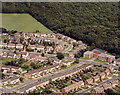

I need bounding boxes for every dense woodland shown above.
[2,2,120,57]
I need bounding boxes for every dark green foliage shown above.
[104,88,115,95]
[56,52,64,60]
[2,2,120,56]
[20,77,24,82]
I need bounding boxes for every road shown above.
[65,57,118,69]
[62,44,73,53]
[1,49,56,57]
[76,76,119,94]
[4,73,19,77]
[1,62,86,93]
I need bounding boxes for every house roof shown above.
[28,45,36,47]
[10,76,20,81]
[64,81,83,91]
[2,52,7,56]
[94,86,104,93]
[115,58,120,62]
[8,53,15,57]
[20,51,27,55]
[29,54,37,59]
[27,64,59,75]
[2,43,7,45]
[16,44,23,46]
[8,43,15,46]
[37,45,44,48]
[98,53,115,58]
[1,65,20,69]
[36,56,47,60]
[84,51,93,55]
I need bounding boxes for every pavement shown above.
[1,49,56,58]
[1,50,119,93]
[1,62,85,93]
[76,76,119,94]
[62,44,73,53]
[65,57,118,69]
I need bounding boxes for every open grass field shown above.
[0,13,52,33]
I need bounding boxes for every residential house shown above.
[24,64,59,78]
[0,51,3,56]
[28,45,36,50]
[69,38,76,44]
[114,58,120,65]
[9,76,20,84]
[85,78,94,85]
[92,75,100,83]
[29,54,37,61]
[14,33,20,43]
[104,68,111,76]
[99,72,106,81]
[1,65,11,73]
[7,53,16,58]
[0,43,7,48]
[69,44,86,58]
[36,56,47,62]
[69,52,75,58]
[8,43,15,49]
[2,76,20,86]
[1,65,22,73]
[9,36,15,43]
[20,51,29,58]
[102,83,112,90]
[16,44,23,49]
[83,51,93,58]
[77,41,83,45]
[2,52,7,58]
[97,53,115,62]
[61,60,72,67]
[54,58,60,64]
[45,46,53,52]
[2,78,10,86]
[10,66,22,73]
[37,45,44,52]
[92,86,104,93]
[62,81,84,93]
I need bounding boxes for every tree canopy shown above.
[2,2,120,56]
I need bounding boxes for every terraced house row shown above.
[1,51,48,63]
[1,76,20,86]
[92,78,120,93]
[17,64,93,93]
[24,64,60,78]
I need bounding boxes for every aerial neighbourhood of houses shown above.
[0,32,120,94]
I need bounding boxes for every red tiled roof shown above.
[20,51,27,55]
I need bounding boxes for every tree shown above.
[41,53,44,57]
[74,58,79,63]
[73,42,78,48]
[104,88,115,95]
[56,52,64,60]
[20,77,24,82]
[20,36,24,44]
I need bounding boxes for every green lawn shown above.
[103,77,108,80]
[1,58,14,65]
[1,35,8,42]
[64,53,69,57]
[94,59,110,63]
[1,13,52,33]
[80,57,91,60]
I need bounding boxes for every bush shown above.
[13,72,20,74]
[56,52,64,60]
